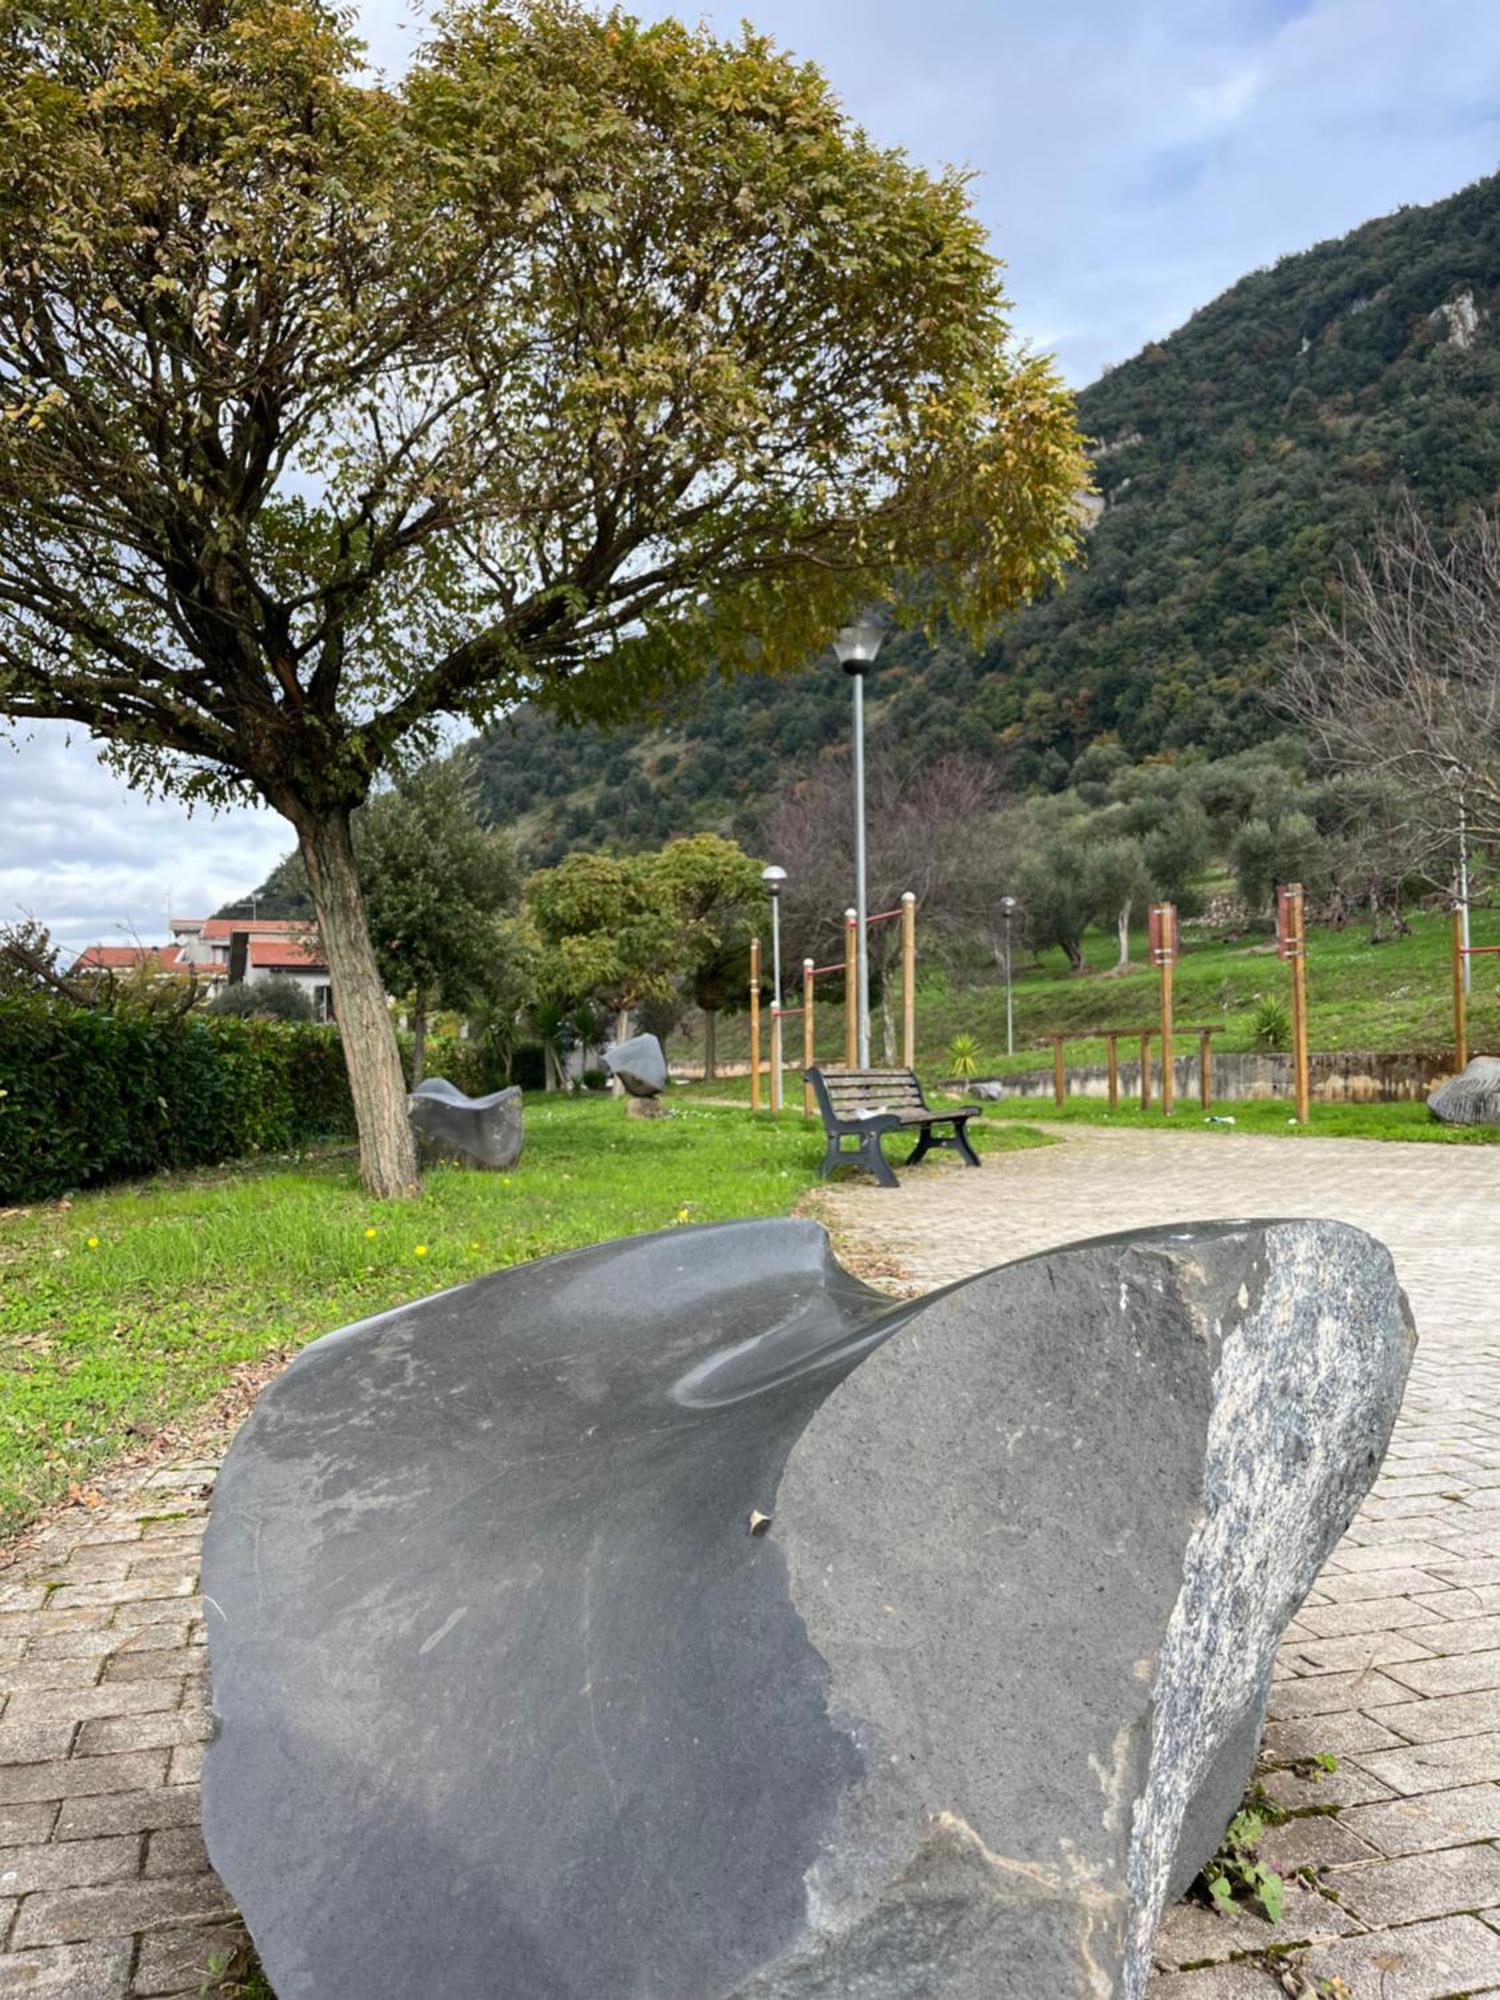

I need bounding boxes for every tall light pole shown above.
[761,864,787,1111]
[832,612,887,1067]
[999,895,1018,1057]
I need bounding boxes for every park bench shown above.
[804,1066,983,1190]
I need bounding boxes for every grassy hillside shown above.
[665,904,1498,1081]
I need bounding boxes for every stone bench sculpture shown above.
[202,1215,1413,2000]
[1429,1054,1500,1127]
[408,1075,523,1169]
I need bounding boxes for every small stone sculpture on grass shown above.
[1429,1055,1500,1127]
[407,1077,523,1169]
[603,1032,671,1119]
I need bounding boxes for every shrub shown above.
[1248,994,1292,1052]
[206,976,315,1022]
[398,1033,490,1099]
[0,991,513,1201]
[0,996,355,1201]
[510,1043,547,1092]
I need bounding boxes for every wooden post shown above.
[1052,1034,1066,1107]
[1199,1030,1213,1112]
[1286,884,1311,1126]
[1106,1034,1120,1110]
[1453,904,1469,1073]
[749,937,761,1112]
[803,961,815,1119]
[843,909,858,1070]
[901,892,917,1071]
[1160,956,1175,1117]
[1139,1032,1152,1111]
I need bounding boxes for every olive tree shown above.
[0,0,1084,1191]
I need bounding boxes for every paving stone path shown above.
[0,1124,1494,1997]
[819,1125,1500,1999]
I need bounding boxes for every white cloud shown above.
[0,727,292,958]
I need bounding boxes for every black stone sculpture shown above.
[1429,1054,1500,1127]
[202,1216,1413,2000]
[407,1076,523,1170]
[603,1030,669,1097]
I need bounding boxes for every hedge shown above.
[0,996,492,1202]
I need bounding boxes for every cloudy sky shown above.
[5,0,1499,956]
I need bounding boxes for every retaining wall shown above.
[975,1049,1459,1106]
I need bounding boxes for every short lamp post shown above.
[832,612,888,1068]
[761,864,787,1111]
[1447,764,1473,994]
[999,895,1019,1057]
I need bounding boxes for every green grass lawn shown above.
[667,904,1500,1081]
[975,1094,1500,1143]
[0,1092,1049,1538]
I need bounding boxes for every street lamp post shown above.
[832,613,888,1068]
[761,864,787,1111]
[999,895,1018,1057]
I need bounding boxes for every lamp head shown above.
[760,864,787,899]
[832,610,888,673]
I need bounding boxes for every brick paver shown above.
[0,1467,246,1995]
[0,1124,1492,1994]
[818,1125,1500,1996]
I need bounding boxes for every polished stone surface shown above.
[201,1217,1413,2000]
[1429,1055,1500,1127]
[407,1076,523,1169]
[603,1032,668,1097]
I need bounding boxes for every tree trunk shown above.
[880,985,896,1064]
[291,804,420,1198]
[611,1006,630,1094]
[410,988,430,1087]
[544,1041,564,1092]
[703,1008,718,1081]
[1063,939,1085,974]
[1115,902,1132,972]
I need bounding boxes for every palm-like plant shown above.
[948,1033,982,1080]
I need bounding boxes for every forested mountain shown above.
[457,173,1500,865]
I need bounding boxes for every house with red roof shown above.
[70,943,185,977]
[174,918,334,1019]
[74,919,335,1020]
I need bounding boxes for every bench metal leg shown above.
[904,1124,981,1170]
[820,1135,901,1189]
[952,1120,981,1169]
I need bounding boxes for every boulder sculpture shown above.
[202,1216,1413,2000]
[1429,1054,1500,1127]
[603,1030,669,1099]
[407,1076,524,1170]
